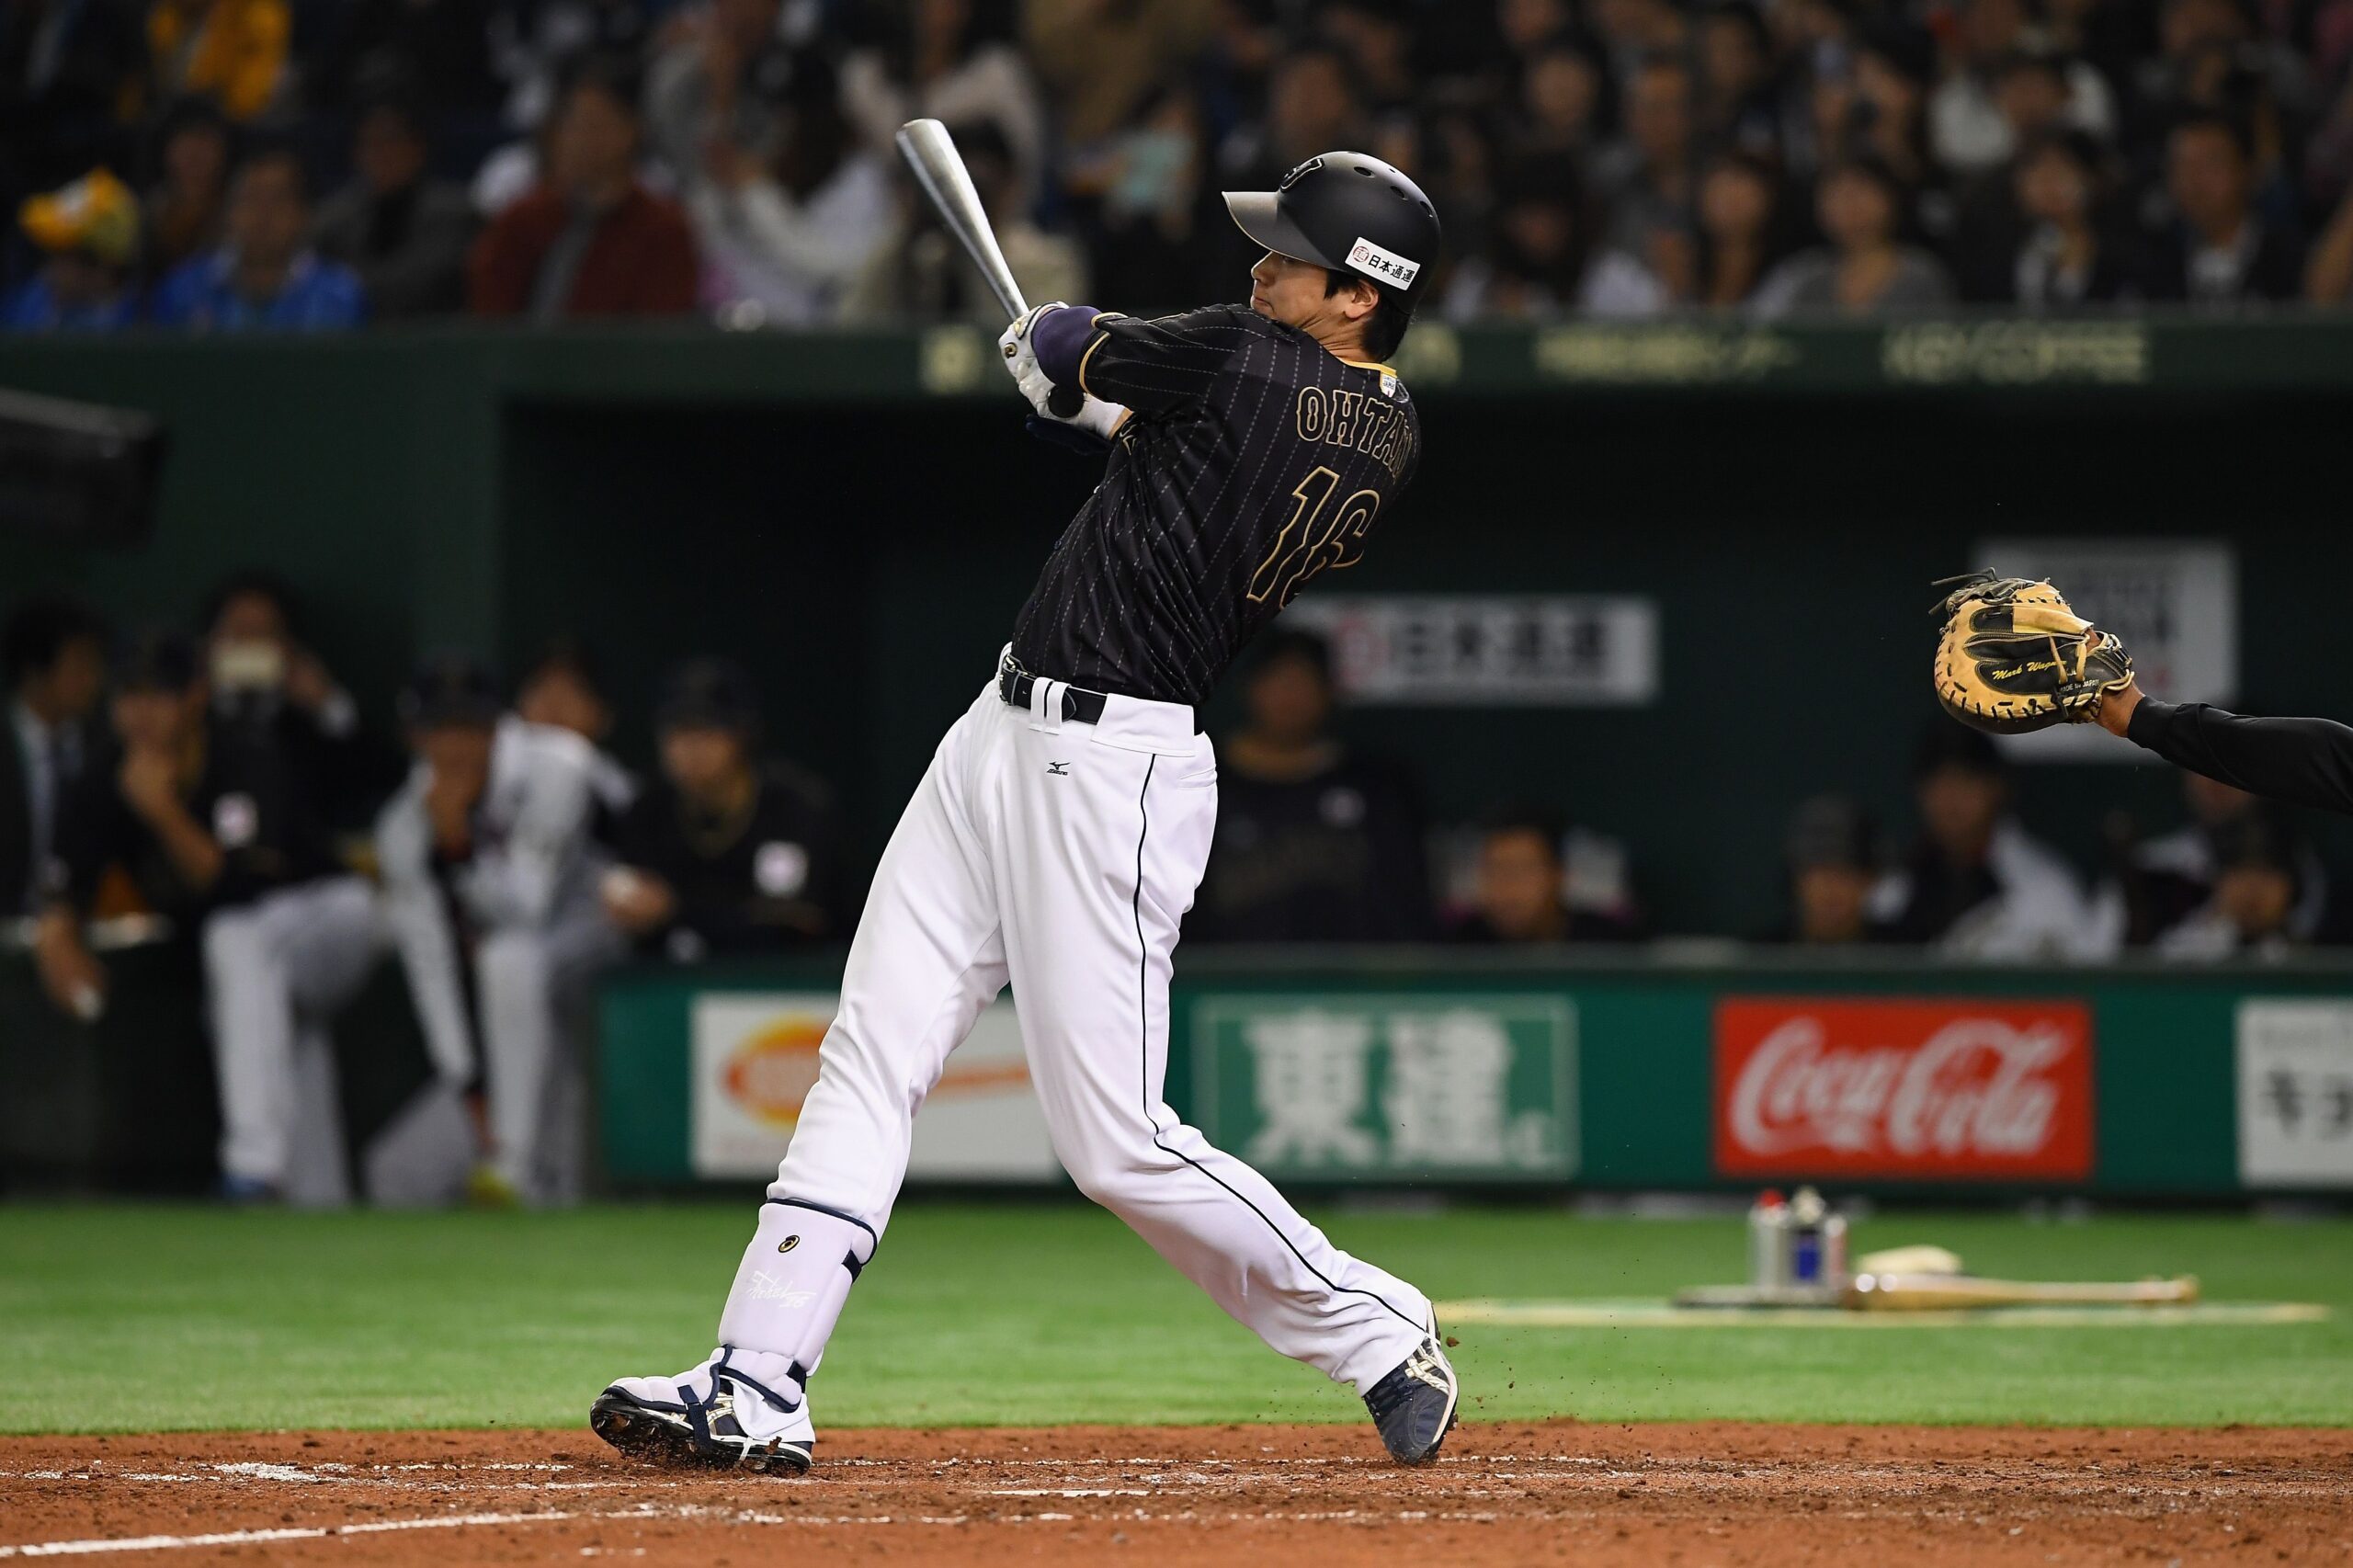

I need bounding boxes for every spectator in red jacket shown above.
[467,52,697,321]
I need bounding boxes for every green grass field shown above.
[1,1202,2347,1435]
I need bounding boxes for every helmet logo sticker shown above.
[1280,156,1324,189]
[1346,236,1420,289]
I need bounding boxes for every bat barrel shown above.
[896,119,1030,320]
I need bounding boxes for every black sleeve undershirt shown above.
[2127,699,2353,816]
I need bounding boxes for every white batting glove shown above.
[997,301,1068,415]
[1070,394,1129,440]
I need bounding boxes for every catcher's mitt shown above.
[1931,572,2133,734]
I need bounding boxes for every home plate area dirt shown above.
[4,1423,2348,1566]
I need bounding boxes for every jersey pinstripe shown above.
[1009,305,1422,707]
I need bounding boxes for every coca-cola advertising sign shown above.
[1715,1000,2094,1179]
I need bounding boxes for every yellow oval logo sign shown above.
[722,1018,828,1127]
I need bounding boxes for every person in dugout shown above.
[376,655,620,1207]
[35,628,379,1203]
[600,658,853,961]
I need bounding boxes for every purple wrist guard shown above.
[1031,304,1102,391]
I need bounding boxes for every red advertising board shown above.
[1714,999,2094,1180]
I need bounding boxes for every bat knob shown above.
[1047,384,1084,419]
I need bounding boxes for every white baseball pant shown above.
[203,875,384,1195]
[472,898,622,1204]
[710,655,1435,1406]
[384,882,620,1207]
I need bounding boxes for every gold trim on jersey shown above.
[1076,329,1113,399]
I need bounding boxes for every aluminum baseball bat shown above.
[895,118,1084,417]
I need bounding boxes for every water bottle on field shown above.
[1747,1189,1788,1290]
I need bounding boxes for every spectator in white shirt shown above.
[841,0,1046,209]
[1929,12,2115,178]
[687,53,893,323]
[1870,723,2106,960]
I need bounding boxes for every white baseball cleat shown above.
[591,1346,814,1475]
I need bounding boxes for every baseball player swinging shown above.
[592,152,1457,1472]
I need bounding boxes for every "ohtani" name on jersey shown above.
[1293,385,1414,480]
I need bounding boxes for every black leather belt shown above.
[998,657,1108,725]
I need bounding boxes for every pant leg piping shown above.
[1128,754,1426,1339]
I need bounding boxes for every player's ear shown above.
[1340,275,1381,323]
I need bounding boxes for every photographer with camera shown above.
[189,574,397,1201]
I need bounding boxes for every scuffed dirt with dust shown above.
[3,1422,2348,1565]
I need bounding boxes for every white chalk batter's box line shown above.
[0,1463,684,1494]
[0,1456,1600,1481]
[4,1460,2326,1559]
[0,1453,1626,1485]
[0,1503,1645,1559]
[2,1490,2301,1561]
[0,1449,2325,1535]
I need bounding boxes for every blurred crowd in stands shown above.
[8,0,2353,333]
[6,585,2346,1195]
[1193,629,2349,960]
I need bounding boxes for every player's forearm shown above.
[381,886,479,1085]
[2127,699,2353,815]
[143,801,224,892]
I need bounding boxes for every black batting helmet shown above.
[1224,152,1442,309]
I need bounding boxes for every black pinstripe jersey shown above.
[1008,304,1422,707]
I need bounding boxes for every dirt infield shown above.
[3,1423,2347,1566]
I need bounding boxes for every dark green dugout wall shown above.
[5,321,2352,935]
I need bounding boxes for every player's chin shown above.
[1248,294,1273,318]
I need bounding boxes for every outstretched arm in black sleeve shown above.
[2097,682,2353,815]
